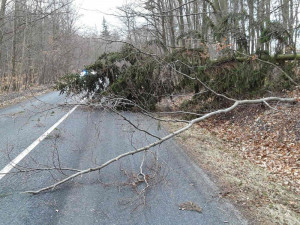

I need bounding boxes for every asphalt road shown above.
[0,92,248,225]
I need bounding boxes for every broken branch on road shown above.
[24,96,296,194]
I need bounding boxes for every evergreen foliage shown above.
[56,45,299,111]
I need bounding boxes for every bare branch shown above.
[108,106,162,140]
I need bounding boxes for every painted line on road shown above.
[0,105,79,180]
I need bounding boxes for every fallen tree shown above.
[42,39,299,195]
[24,96,297,194]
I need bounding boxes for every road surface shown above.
[0,92,247,225]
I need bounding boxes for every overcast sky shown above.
[75,0,128,32]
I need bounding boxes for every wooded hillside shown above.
[0,0,120,91]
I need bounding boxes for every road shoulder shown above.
[0,86,51,109]
[163,120,300,225]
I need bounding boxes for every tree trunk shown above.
[20,4,28,89]
[185,0,193,48]
[11,0,19,91]
[247,0,254,54]
[168,0,176,49]
[0,0,7,65]
[158,0,168,53]
[177,0,186,48]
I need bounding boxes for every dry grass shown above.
[163,121,300,225]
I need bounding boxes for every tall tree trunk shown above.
[247,0,254,54]
[255,0,264,51]
[20,3,28,89]
[192,0,200,48]
[168,0,176,49]
[0,0,7,65]
[185,0,193,48]
[11,0,19,91]
[202,0,207,42]
[158,0,168,53]
[265,0,271,52]
[177,0,186,48]
[240,0,248,53]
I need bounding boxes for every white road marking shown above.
[0,105,79,180]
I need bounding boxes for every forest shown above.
[0,0,120,91]
[0,0,299,94]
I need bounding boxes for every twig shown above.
[108,107,161,140]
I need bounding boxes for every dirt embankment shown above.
[161,90,299,225]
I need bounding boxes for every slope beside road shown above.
[0,92,247,225]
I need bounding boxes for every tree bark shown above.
[11,0,19,91]
[168,0,176,49]
[177,0,186,48]
[0,0,7,67]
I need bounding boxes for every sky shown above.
[75,0,128,33]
